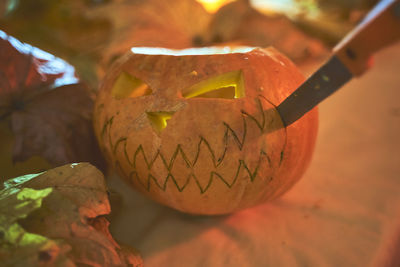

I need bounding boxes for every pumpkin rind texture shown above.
[94,47,318,215]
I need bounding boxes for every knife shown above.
[276,0,400,127]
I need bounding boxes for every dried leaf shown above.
[0,30,106,177]
[0,163,143,267]
[0,0,112,86]
[0,174,75,266]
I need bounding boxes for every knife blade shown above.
[276,0,400,127]
[276,56,352,126]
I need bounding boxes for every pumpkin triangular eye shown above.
[112,72,153,99]
[182,70,245,99]
[146,111,175,133]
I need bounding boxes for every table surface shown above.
[107,43,400,267]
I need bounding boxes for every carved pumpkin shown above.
[93,46,318,215]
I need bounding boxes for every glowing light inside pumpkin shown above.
[131,46,254,56]
[183,70,245,99]
[111,72,152,99]
[196,0,236,13]
[146,111,175,133]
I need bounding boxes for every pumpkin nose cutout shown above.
[182,70,245,99]
[146,111,175,133]
[111,72,152,99]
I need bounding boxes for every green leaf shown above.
[0,180,73,266]
[0,163,143,267]
[0,186,52,227]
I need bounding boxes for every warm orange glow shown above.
[252,0,320,19]
[196,0,236,13]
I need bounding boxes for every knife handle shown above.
[334,0,400,76]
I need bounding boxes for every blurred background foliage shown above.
[0,0,378,88]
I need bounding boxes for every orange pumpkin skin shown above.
[94,47,318,215]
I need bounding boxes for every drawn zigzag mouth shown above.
[99,97,287,194]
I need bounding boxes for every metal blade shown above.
[276,56,353,126]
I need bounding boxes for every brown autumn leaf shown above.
[0,175,73,266]
[0,163,143,267]
[0,30,106,178]
[0,0,112,86]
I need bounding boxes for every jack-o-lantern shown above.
[94,47,318,215]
